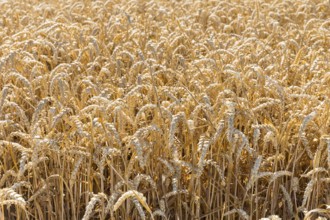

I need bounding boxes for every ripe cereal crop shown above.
[0,0,330,219]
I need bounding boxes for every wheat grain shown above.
[299,111,317,159]
[113,190,146,211]
[0,188,26,209]
[280,185,293,217]
[197,135,210,177]
[270,171,293,183]
[82,193,107,220]
[246,156,263,191]
[133,174,156,190]
[152,209,167,219]
[301,179,315,208]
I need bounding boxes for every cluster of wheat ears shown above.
[0,0,329,219]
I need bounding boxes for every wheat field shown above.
[0,0,330,219]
